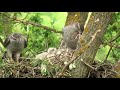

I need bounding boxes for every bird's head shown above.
[11,33,22,41]
[73,22,84,35]
[69,22,84,40]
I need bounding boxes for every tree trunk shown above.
[65,12,88,26]
[79,12,88,27]
[70,12,114,78]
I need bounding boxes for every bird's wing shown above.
[3,36,10,48]
[24,36,28,48]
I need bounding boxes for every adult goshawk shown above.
[62,22,84,50]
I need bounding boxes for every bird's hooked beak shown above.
[11,35,21,41]
[11,35,18,40]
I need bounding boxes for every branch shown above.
[0,37,4,46]
[84,12,92,29]
[58,29,101,77]
[113,45,120,49]
[106,31,120,44]
[80,59,95,70]
[104,45,113,62]
[21,12,30,20]
[14,19,62,34]
[0,13,62,34]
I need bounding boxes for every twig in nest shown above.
[80,59,96,70]
[58,30,101,77]
[32,68,35,77]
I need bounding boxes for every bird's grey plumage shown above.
[3,33,27,63]
[62,22,84,50]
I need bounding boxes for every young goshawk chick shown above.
[3,33,27,64]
